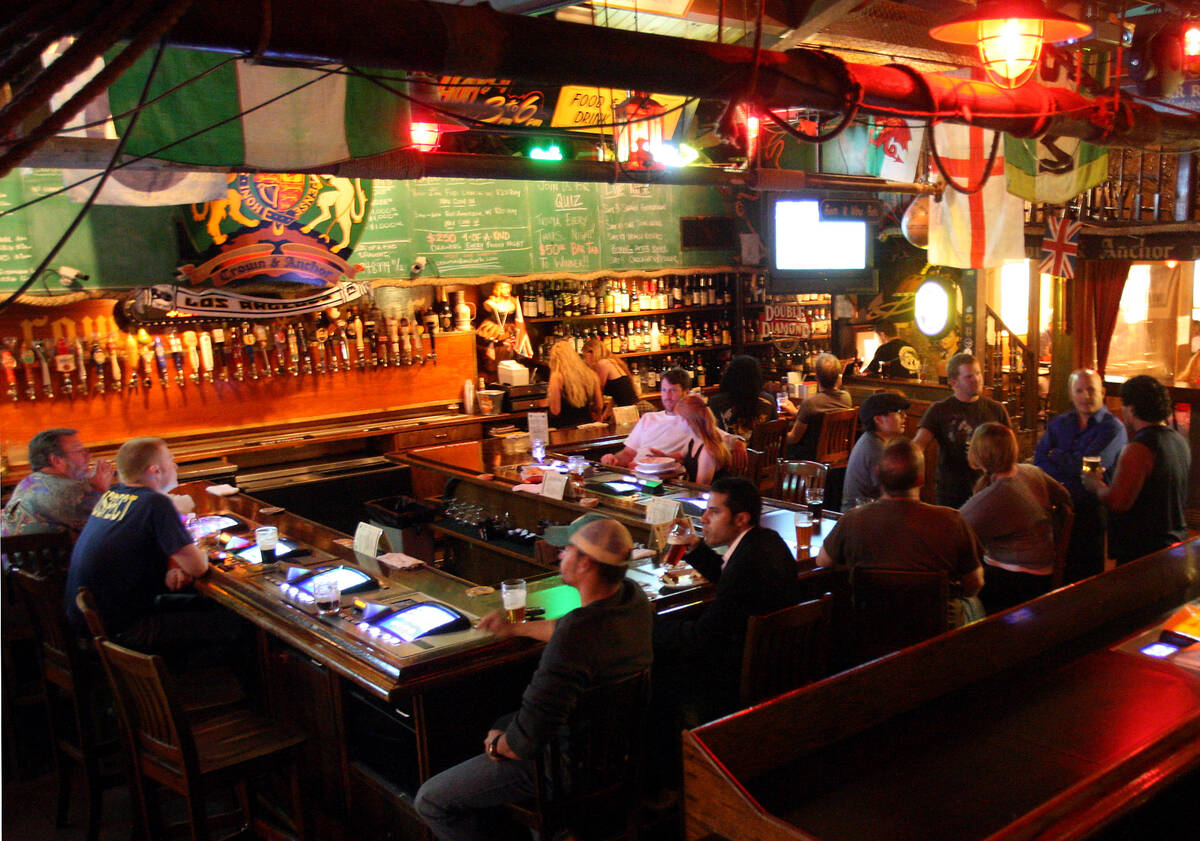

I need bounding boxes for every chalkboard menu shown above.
[0,169,178,293]
[2,170,734,293]
[353,178,732,279]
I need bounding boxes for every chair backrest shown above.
[540,667,651,805]
[2,530,74,575]
[740,594,834,706]
[748,418,790,469]
[775,461,828,504]
[1049,503,1075,589]
[850,567,949,663]
[731,447,764,485]
[95,635,197,781]
[12,566,83,691]
[814,408,858,467]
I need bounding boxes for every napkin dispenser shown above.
[498,360,529,385]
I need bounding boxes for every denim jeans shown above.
[415,752,536,841]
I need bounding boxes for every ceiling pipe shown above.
[4,0,1198,152]
[21,136,944,195]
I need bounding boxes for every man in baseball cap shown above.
[843,391,911,507]
[416,513,652,841]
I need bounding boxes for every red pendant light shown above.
[930,0,1093,88]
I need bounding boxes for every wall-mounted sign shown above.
[819,199,884,223]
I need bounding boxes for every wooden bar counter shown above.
[180,477,708,839]
[682,539,1200,841]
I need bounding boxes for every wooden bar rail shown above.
[682,539,1200,841]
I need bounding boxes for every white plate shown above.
[634,458,678,474]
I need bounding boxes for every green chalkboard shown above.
[1,170,736,293]
[0,169,178,293]
[352,178,734,278]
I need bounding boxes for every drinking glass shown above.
[794,511,814,561]
[805,487,825,531]
[312,578,341,615]
[1081,455,1102,480]
[255,526,278,563]
[531,438,546,464]
[500,578,527,623]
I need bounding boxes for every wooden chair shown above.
[1,529,75,575]
[731,446,765,487]
[77,589,308,841]
[749,418,790,471]
[1049,503,1076,589]
[813,408,858,469]
[850,567,949,664]
[774,460,828,504]
[11,568,123,841]
[739,594,834,707]
[2,530,75,778]
[507,668,651,841]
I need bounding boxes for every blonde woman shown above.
[547,340,603,427]
[582,337,638,407]
[960,423,1071,614]
[674,394,731,486]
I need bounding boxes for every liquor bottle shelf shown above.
[523,304,738,323]
[616,344,732,359]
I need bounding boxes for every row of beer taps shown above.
[0,306,444,402]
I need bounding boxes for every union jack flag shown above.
[1040,214,1082,278]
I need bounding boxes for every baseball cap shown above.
[542,513,633,566]
[859,391,911,426]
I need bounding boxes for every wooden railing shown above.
[983,306,1039,436]
[1027,149,1197,226]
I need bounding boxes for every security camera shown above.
[411,256,427,276]
[56,266,89,285]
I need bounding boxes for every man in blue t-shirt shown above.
[65,438,239,655]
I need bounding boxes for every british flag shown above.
[1040,214,1082,278]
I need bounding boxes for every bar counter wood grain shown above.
[682,539,1200,841]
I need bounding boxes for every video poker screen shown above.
[377,602,470,642]
[294,565,374,596]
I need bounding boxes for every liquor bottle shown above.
[649,320,661,352]
[684,317,694,347]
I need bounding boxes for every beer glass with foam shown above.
[794,510,814,561]
[501,578,527,623]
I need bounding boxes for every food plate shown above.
[634,457,679,474]
[658,567,705,591]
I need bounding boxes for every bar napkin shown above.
[205,484,239,496]
[377,552,424,570]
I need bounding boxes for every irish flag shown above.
[106,47,411,170]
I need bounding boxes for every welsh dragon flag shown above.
[105,46,411,170]
[1005,48,1108,203]
[824,117,925,182]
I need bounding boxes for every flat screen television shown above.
[765,195,877,294]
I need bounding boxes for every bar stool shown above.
[506,668,651,841]
[775,461,827,504]
[11,567,123,841]
[76,589,309,841]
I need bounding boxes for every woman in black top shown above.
[547,341,602,427]
[1084,375,1190,564]
[707,355,775,438]
[675,395,731,486]
[582,337,638,408]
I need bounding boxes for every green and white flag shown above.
[106,47,411,170]
[1005,48,1108,204]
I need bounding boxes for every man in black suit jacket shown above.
[653,476,800,722]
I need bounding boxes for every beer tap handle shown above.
[361,317,377,368]
[54,337,76,398]
[272,324,288,375]
[239,322,258,381]
[1,345,18,401]
[198,331,214,382]
[295,323,313,375]
[211,326,228,380]
[90,336,106,394]
[35,342,56,399]
[227,326,245,382]
[253,324,273,379]
[285,324,300,375]
[351,313,365,368]
[183,332,201,383]
[168,332,186,388]
[75,338,89,393]
[411,315,425,364]
[423,312,438,364]
[152,336,170,388]
[124,334,141,390]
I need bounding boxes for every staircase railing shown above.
[983,306,1039,435]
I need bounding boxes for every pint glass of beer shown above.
[794,510,814,561]
[501,578,527,623]
[1081,455,1102,480]
[663,519,694,568]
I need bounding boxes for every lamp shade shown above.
[930,0,1093,88]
